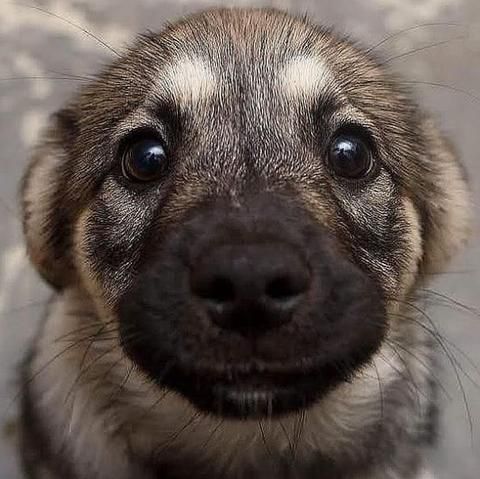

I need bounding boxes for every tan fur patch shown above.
[154,56,216,106]
[280,56,337,99]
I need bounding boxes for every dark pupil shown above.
[329,135,370,178]
[129,140,165,180]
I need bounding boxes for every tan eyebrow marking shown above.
[154,56,217,105]
[280,56,337,99]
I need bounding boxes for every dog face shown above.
[21,9,470,420]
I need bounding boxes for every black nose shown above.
[190,243,310,334]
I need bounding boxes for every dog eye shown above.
[122,138,167,182]
[327,134,374,180]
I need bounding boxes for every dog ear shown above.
[418,117,472,275]
[21,107,79,290]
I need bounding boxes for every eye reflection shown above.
[327,134,373,179]
[122,138,167,182]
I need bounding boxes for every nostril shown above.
[190,243,311,333]
[194,275,236,304]
[265,274,309,303]
[266,276,296,300]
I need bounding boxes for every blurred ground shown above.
[1,0,479,477]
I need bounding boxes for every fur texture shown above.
[19,8,471,479]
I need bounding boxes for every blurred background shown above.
[0,0,479,477]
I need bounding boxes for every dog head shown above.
[22,8,471,419]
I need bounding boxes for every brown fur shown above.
[19,8,471,479]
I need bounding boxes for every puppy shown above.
[19,8,471,479]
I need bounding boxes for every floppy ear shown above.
[418,117,472,275]
[21,108,79,290]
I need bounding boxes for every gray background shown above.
[1,0,479,477]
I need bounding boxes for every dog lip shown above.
[187,375,321,419]
[214,384,276,408]
[160,361,346,419]
[212,384,294,417]
[178,354,343,378]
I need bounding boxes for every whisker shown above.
[97,355,128,392]
[379,36,466,67]
[130,358,177,424]
[292,409,306,459]
[115,360,135,392]
[2,336,91,420]
[440,338,480,379]
[279,420,295,464]
[152,412,200,457]
[372,359,385,434]
[360,75,480,108]
[392,310,480,388]
[64,344,118,404]
[390,305,475,443]
[77,323,111,370]
[366,22,464,55]
[26,340,86,384]
[388,312,451,383]
[131,390,170,432]
[258,420,273,458]
[45,69,97,82]
[440,347,474,444]
[0,76,90,83]
[58,332,120,346]
[200,418,223,451]
[12,2,121,57]
[384,335,448,399]
[421,289,480,317]
[53,319,117,342]
[383,342,426,406]
[399,80,480,105]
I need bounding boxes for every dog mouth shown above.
[155,358,356,419]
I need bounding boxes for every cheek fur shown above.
[350,195,423,300]
[301,177,423,300]
[397,196,423,293]
[73,185,156,306]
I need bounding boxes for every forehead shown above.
[104,8,415,178]
[140,9,347,112]
[150,55,340,108]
